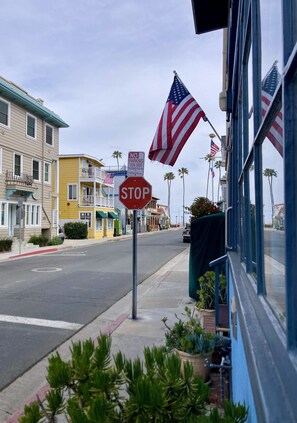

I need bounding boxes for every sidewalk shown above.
[0,235,195,422]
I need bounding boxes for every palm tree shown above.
[263,168,277,226]
[164,172,175,222]
[112,151,122,170]
[214,160,223,202]
[178,167,188,226]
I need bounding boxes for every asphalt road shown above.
[0,229,187,390]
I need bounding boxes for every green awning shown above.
[96,211,107,218]
[108,212,118,219]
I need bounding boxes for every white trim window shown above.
[0,202,7,226]
[25,204,41,227]
[107,218,113,230]
[32,159,40,181]
[68,184,78,200]
[0,97,10,127]
[80,212,92,228]
[96,217,103,231]
[26,113,37,139]
[44,161,51,184]
[45,124,54,146]
[14,153,22,177]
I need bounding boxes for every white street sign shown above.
[127,151,145,177]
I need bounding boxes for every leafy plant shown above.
[64,221,88,239]
[162,307,222,356]
[0,238,13,252]
[196,271,227,310]
[28,235,49,247]
[186,197,220,221]
[19,333,247,423]
[47,236,63,246]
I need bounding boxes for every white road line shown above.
[0,314,83,330]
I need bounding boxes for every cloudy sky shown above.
[2,0,226,222]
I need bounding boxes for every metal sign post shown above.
[18,198,23,255]
[132,210,137,319]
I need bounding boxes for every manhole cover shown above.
[31,267,62,273]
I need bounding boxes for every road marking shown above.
[0,314,83,330]
[31,267,62,272]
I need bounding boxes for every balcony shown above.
[6,171,35,199]
[80,167,112,184]
[81,195,114,208]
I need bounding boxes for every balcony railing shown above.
[6,171,34,186]
[80,167,111,183]
[81,195,114,208]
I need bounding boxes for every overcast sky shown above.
[2,0,226,222]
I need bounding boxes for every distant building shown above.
[0,76,68,242]
[59,154,118,239]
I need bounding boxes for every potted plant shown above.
[195,271,227,329]
[162,307,221,381]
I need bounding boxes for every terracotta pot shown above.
[194,307,215,330]
[175,349,212,381]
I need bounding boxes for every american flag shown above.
[210,139,220,157]
[104,173,114,184]
[261,62,283,156]
[148,75,205,166]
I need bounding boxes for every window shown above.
[80,212,92,228]
[45,125,54,146]
[0,202,7,226]
[26,114,36,139]
[68,184,78,200]
[96,218,103,231]
[44,162,51,183]
[32,160,40,181]
[0,98,9,127]
[108,218,113,230]
[14,153,22,176]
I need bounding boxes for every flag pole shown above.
[203,115,222,142]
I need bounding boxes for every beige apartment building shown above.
[0,77,68,242]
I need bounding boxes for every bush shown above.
[28,235,49,247]
[64,222,88,239]
[48,236,64,246]
[0,238,13,252]
[186,197,220,221]
[19,333,248,423]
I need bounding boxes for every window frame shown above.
[45,124,54,146]
[32,159,40,182]
[0,97,10,128]
[68,184,78,200]
[44,161,51,184]
[13,153,22,177]
[26,113,37,139]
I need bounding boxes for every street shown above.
[0,229,186,391]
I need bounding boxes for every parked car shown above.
[182,224,191,243]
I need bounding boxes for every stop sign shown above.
[119,177,152,210]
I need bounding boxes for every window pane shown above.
[46,125,53,145]
[260,0,283,85]
[14,155,21,176]
[249,163,257,277]
[27,115,35,137]
[33,161,39,180]
[0,100,8,126]
[262,127,285,324]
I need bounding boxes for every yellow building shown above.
[59,154,118,239]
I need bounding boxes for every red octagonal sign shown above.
[119,177,152,210]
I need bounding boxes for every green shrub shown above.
[19,333,248,423]
[48,236,64,246]
[0,238,13,252]
[64,222,88,239]
[28,235,49,247]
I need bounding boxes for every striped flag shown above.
[210,139,220,157]
[148,75,205,166]
[261,62,283,156]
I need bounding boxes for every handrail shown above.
[209,254,228,268]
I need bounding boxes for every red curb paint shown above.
[5,313,128,422]
[10,248,58,259]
